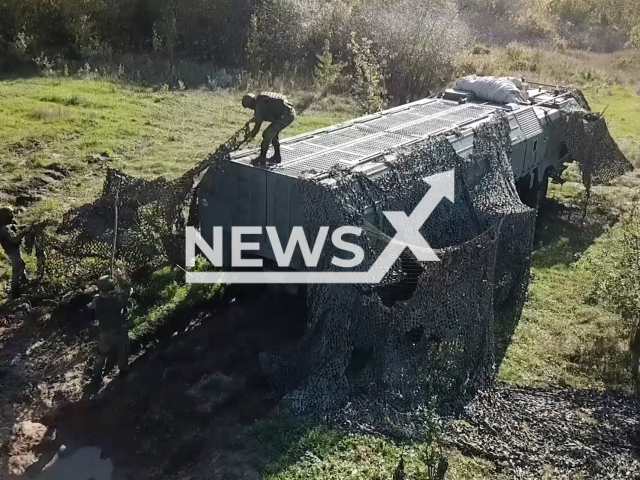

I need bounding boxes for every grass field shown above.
[1,75,639,479]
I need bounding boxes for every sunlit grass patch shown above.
[248,410,447,480]
[128,263,223,339]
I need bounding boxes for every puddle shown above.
[21,446,113,480]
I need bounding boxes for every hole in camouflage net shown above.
[374,252,424,307]
[345,347,373,379]
[406,326,425,345]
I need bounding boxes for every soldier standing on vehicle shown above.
[0,207,31,299]
[242,92,296,165]
[91,271,133,381]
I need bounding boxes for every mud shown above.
[34,289,307,478]
[1,164,72,207]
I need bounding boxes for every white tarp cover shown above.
[455,76,530,104]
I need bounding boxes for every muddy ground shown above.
[0,287,307,479]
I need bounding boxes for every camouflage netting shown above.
[556,90,632,189]
[23,123,253,294]
[258,92,633,437]
[260,115,536,436]
[24,169,193,292]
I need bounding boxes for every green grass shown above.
[588,86,640,167]
[497,87,640,391]
[247,411,449,480]
[126,264,223,340]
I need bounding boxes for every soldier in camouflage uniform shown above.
[242,92,296,165]
[0,207,31,299]
[91,272,132,380]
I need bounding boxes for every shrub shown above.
[313,40,346,94]
[504,42,542,72]
[347,32,387,114]
[366,0,469,103]
[246,0,312,73]
[627,25,640,50]
[472,44,491,55]
[247,0,468,102]
[593,205,640,400]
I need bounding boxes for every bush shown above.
[246,0,314,73]
[313,40,346,94]
[366,0,469,103]
[593,206,640,400]
[549,0,640,52]
[247,0,468,103]
[347,33,387,113]
[472,44,491,55]
[504,42,543,72]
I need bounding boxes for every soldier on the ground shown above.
[242,92,296,165]
[0,207,31,299]
[91,271,133,381]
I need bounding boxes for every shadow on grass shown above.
[532,197,618,269]
[240,411,341,479]
[126,265,226,350]
[493,195,619,375]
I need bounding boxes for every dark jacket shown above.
[92,290,131,331]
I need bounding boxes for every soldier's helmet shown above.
[0,206,14,226]
[97,275,115,292]
[242,93,256,109]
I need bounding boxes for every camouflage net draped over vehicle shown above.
[259,94,633,438]
[555,90,631,190]
[258,115,535,436]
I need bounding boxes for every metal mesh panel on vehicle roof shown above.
[280,141,326,159]
[306,126,377,148]
[360,111,425,131]
[395,118,456,137]
[233,155,254,165]
[408,101,459,116]
[278,150,363,176]
[345,132,417,156]
[439,105,497,125]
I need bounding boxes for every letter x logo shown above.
[367,170,455,281]
[186,169,455,284]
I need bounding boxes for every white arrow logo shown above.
[187,169,455,284]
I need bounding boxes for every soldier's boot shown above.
[270,136,282,164]
[251,142,269,165]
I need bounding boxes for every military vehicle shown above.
[198,84,576,270]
